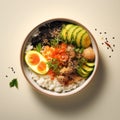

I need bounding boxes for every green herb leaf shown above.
[47,58,60,74]
[50,38,62,46]
[36,43,42,52]
[74,47,84,53]
[79,47,84,54]
[9,78,18,89]
[78,57,87,67]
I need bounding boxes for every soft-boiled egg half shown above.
[25,50,49,74]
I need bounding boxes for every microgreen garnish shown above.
[74,47,84,53]
[9,78,18,89]
[78,57,87,67]
[50,38,62,46]
[36,43,42,52]
[47,59,60,74]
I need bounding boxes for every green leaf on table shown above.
[9,78,18,89]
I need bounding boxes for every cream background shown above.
[0,0,120,120]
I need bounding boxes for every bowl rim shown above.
[20,18,99,97]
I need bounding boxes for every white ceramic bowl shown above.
[20,18,99,97]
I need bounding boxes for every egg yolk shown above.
[37,61,46,71]
[28,53,40,65]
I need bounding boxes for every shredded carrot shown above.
[42,43,68,77]
[42,43,68,62]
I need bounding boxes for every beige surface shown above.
[0,0,120,120]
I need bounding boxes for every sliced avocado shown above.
[86,62,95,68]
[67,25,78,42]
[60,27,66,39]
[61,24,73,40]
[81,32,91,48]
[76,30,86,47]
[71,26,80,44]
[82,64,93,73]
[77,67,89,78]
[72,26,83,41]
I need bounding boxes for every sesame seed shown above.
[112,37,115,39]
[113,44,115,47]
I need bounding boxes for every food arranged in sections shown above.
[24,21,95,91]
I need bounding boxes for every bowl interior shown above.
[20,18,99,97]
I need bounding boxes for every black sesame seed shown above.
[112,37,115,39]
[99,32,102,34]
[102,43,104,45]
[5,75,8,77]
[104,32,107,34]
[113,44,115,47]
[109,55,111,58]
[107,47,109,49]
[95,28,97,31]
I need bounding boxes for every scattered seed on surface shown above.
[94,28,116,58]
[112,37,115,39]
[95,28,97,31]
[8,66,16,74]
[5,75,8,77]
[113,44,115,47]
[105,38,107,40]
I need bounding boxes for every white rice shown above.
[25,43,85,93]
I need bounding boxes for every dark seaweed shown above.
[31,21,69,47]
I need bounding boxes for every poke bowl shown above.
[20,18,99,97]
